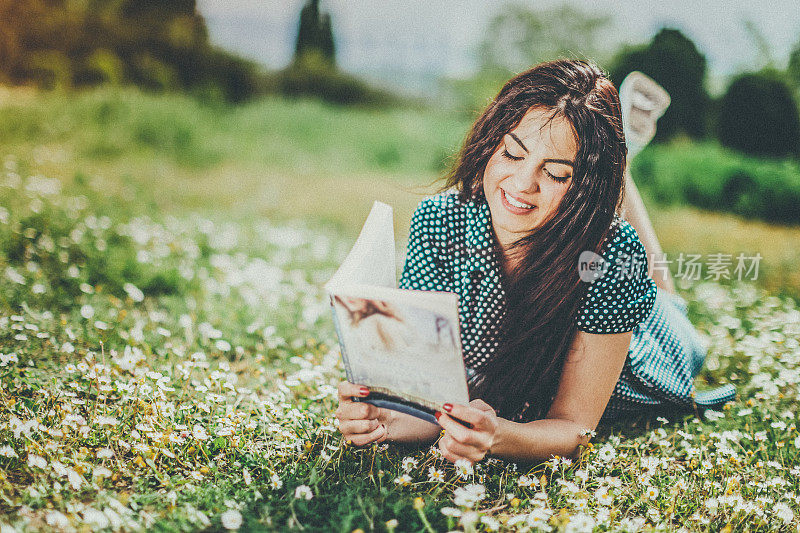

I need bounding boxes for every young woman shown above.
[335,60,735,464]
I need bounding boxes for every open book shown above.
[325,201,469,425]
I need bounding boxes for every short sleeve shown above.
[398,198,451,292]
[575,219,657,334]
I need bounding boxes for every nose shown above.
[508,160,541,194]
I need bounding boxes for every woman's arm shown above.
[491,329,631,462]
[383,409,441,445]
[437,329,631,464]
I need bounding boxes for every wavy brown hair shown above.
[444,59,628,421]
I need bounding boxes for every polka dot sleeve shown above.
[398,198,451,292]
[575,219,657,334]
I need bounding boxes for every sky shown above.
[197,0,800,94]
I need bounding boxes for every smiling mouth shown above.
[501,189,536,210]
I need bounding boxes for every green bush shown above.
[197,48,267,104]
[716,71,800,159]
[274,52,399,107]
[632,142,800,224]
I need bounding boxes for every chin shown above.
[492,215,539,241]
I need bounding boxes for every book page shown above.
[325,201,395,290]
[330,285,469,409]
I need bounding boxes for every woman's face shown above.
[482,106,578,250]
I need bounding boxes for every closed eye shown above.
[544,168,571,183]
[501,148,524,161]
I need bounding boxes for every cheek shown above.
[540,182,570,208]
[483,154,511,187]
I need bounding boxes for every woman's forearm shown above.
[383,409,440,445]
[489,417,592,463]
[384,410,592,463]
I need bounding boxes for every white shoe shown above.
[619,71,671,159]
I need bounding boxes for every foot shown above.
[619,72,671,160]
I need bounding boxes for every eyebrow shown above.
[507,133,574,167]
[546,158,574,167]
[508,133,528,153]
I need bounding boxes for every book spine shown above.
[328,297,354,383]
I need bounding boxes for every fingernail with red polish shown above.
[434,411,442,421]
[360,386,369,396]
[443,403,453,413]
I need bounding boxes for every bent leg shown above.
[619,166,676,294]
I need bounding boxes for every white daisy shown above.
[294,485,313,500]
[220,509,243,530]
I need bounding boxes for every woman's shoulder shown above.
[414,189,465,214]
[576,213,657,334]
[400,191,466,291]
[410,189,474,229]
[596,213,654,284]
[600,213,641,258]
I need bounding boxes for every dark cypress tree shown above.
[294,0,336,66]
[319,11,336,64]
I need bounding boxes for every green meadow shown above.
[2,88,800,531]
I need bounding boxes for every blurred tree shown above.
[789,39,800,90]
[609,28,709,141]
[277,49,396,106]
[0,0,69,85]
[479,4,612,73]
[275,0,392,105]
[717,70,800,159]
[294,0,336,67]
[742,20,775,71]
[120,0,196,18]
[444,4,611,114]
[0,0,263,102]
[83,49,125,86]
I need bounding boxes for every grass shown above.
[3,87,800,299]
[652,207,800,301]
[1,87,800,531]
[0,86,469,176]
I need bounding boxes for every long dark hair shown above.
[443,59,627,421]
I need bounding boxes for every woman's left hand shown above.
[435,399,499,464]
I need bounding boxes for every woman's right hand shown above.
[335,382,388,446]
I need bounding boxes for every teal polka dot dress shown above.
[398,191,736,422]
